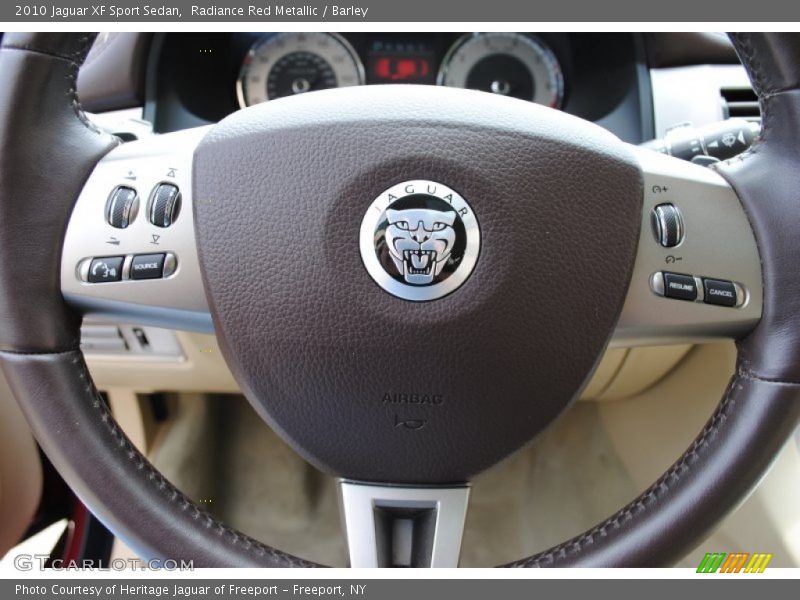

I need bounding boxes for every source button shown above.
[131,253,165,280]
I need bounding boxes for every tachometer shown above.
[438,33,564,108]
[237,33,365,107]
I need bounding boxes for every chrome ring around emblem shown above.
[359,180,480,301]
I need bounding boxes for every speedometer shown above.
[237,33,365,107]
[438,33,564,108]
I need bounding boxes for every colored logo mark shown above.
[696,552,773,573]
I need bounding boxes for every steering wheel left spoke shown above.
[60,127,210,332]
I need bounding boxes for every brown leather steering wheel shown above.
[0,32,798,567]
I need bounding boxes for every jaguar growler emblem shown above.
[359,180,480,301]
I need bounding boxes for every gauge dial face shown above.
[438,33,564,108]
[237,33,365,107]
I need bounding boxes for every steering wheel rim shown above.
[0,32,798,567]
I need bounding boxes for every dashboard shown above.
[145,33,652,143]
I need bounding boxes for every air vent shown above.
[721,87,760,122]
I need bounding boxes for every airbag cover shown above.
[193,85,642,483]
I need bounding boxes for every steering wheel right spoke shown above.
[61,127,212,332]
[612,147,763,347]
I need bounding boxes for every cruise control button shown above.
[663,272,697,301]
[703,278,737,307]
[88,257,124,283]
[130,253,165,280]
[652,204,684,248]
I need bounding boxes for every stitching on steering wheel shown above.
[2,36,113,138]
[715,35,800,386]
[718,34,768,165]
[68,350,320,567]
[1,42,83,63]
[0,348,78,357]
[507,376,740,567]
[65,34,107,137]
[737,368,800,386]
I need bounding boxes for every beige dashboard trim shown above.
[88,329,693,404]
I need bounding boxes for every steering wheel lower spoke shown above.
[339,480,470,568]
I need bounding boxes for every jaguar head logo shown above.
[385,208,457,285]
[360,180,479,301]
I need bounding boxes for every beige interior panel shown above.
[148,394,220,505]
[88,331,238,393]
[599,342,736,489]
[0,373,43,555]
[597,344,693,401]
[579,348,627,399]
[90,328,691,404]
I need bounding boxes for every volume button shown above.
[106,186,139,228]
[148,183,181,228]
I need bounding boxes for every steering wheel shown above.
[1,32,799,568]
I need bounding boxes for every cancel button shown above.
[703,278,737,307]
[131,253,165,280]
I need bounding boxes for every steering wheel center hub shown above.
[193,85,642,484]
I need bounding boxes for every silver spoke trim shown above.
[612,147,762,347]
[338,480,470,568]
[61,126,212,332]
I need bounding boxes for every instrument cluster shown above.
[153,32,643,142]
[237,32,565,109]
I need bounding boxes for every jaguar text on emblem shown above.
[359,180,480,301]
